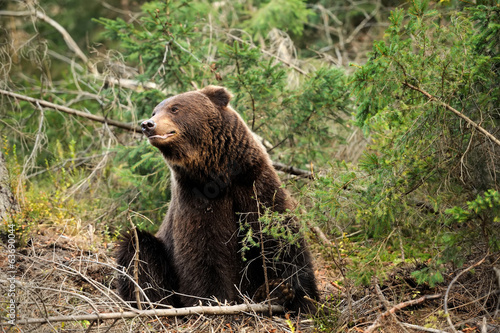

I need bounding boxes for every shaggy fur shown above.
[117,86,318,313]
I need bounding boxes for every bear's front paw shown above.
[253,279,295,305]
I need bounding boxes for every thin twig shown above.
[272,162,314,179]
[364,293,442,333]
[402,82,500,148]
[374,281,410,333]
[253,185,272,316]
[400,322,456,333]
[444,253,489,333]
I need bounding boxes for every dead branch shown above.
[223,31,308,76]
[306,221,332,246]
[444,253,489,333]
[402,82,500,148]
[1,89,314,178]
[364,293,442,333]
[272,162,314,179]
[0,89,142,133]
[127,211,143,310]
[8,303,284,325]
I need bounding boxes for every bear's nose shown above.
[141,119,156,133]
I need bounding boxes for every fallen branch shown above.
[364,293,442,333]
[7,303,284,325]
[402,82,500,148]
[0,89,141,133]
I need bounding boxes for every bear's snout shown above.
[141,119,157,135]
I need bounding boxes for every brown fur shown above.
[117,86,318,312]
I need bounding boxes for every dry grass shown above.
[1,229,499,332]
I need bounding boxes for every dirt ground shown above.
[1,228,499,333]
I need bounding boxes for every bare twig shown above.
[374,282,410,333]
[0,10,96,74]
[0,89,142,133]
[444,253,489,333]
[19,102,45,190]
[364,293,442,333]
[306,221,331,246]
[127,210,143,310]
[223,31,308,76]
[253,185,272,316]
[402,82,500,148]
[8,304,284,325]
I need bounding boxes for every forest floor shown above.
[1,227,499,333]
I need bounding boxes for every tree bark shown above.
[0,151,18,221]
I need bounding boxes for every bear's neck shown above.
[169,143,267,189]
[168,112,271,188]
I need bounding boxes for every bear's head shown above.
[141,86,233,167]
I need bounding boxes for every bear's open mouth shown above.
[148,130,177,140]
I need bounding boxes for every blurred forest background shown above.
[0,0,499,332]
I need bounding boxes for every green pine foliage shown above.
[300,1,499,286]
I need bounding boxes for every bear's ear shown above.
[200,86,232,107]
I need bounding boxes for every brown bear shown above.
[117,86,318,313]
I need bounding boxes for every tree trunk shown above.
[0,150,18,221]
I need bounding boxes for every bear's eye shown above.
[171,106,179,114]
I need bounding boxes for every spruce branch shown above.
[402,82,500,148]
